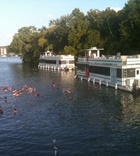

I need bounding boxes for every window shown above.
[125,68,135,77]
[59,61,66,64]
[69,60,74,64]
[45,60,56,64]
[89,66,110,76]
[77,63,89,71]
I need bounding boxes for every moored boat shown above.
[76,47,140,92]
[0,55,7,57]
[38,51,75,70]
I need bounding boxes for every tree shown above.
[46,15,71,54]
[10,26,41,63]
[10,0,140,63]
[67,8,89,58]
[86,10,102,48]
[119,0,140,53]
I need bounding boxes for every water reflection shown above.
[120,93,140,128]
[0,57,140,155]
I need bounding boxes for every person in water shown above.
[0,106,3,114]
[13,108,17,114]
[65,89,71,94]
[52,83,56,87]
[34,93,39,97]
[4,97,7,102]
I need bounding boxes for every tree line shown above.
[9,0,140,64]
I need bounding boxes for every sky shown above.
[0,0,128,46]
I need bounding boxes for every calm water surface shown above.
[0,57,140,156]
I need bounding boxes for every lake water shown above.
[0,57,140,156]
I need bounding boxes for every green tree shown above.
[120,0,140,53]
[46,15,70,54]
[86,10,102,48]
[10,26,41,63]
[10,0,140,63]
[67,8,89,59]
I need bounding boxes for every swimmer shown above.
[52,83,56,87]
[92,85,97,89]
[65,89,71,94]
[34,93,39,97]
[4,89,8,93]
[7,85,12,90]
[13,108,17,114]
[4,97,7,102]
[0,106,3,114]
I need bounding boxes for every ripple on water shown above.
[0,58,140,155]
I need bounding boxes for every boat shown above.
[14,55,19,57]
[0,55,7,57]
[76,47,140,92]
[38,51,75,70]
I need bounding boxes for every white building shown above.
[0,46,8,56]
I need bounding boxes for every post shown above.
[99,79,101,85]
[106,81,108,87]
[115,83,117,89]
